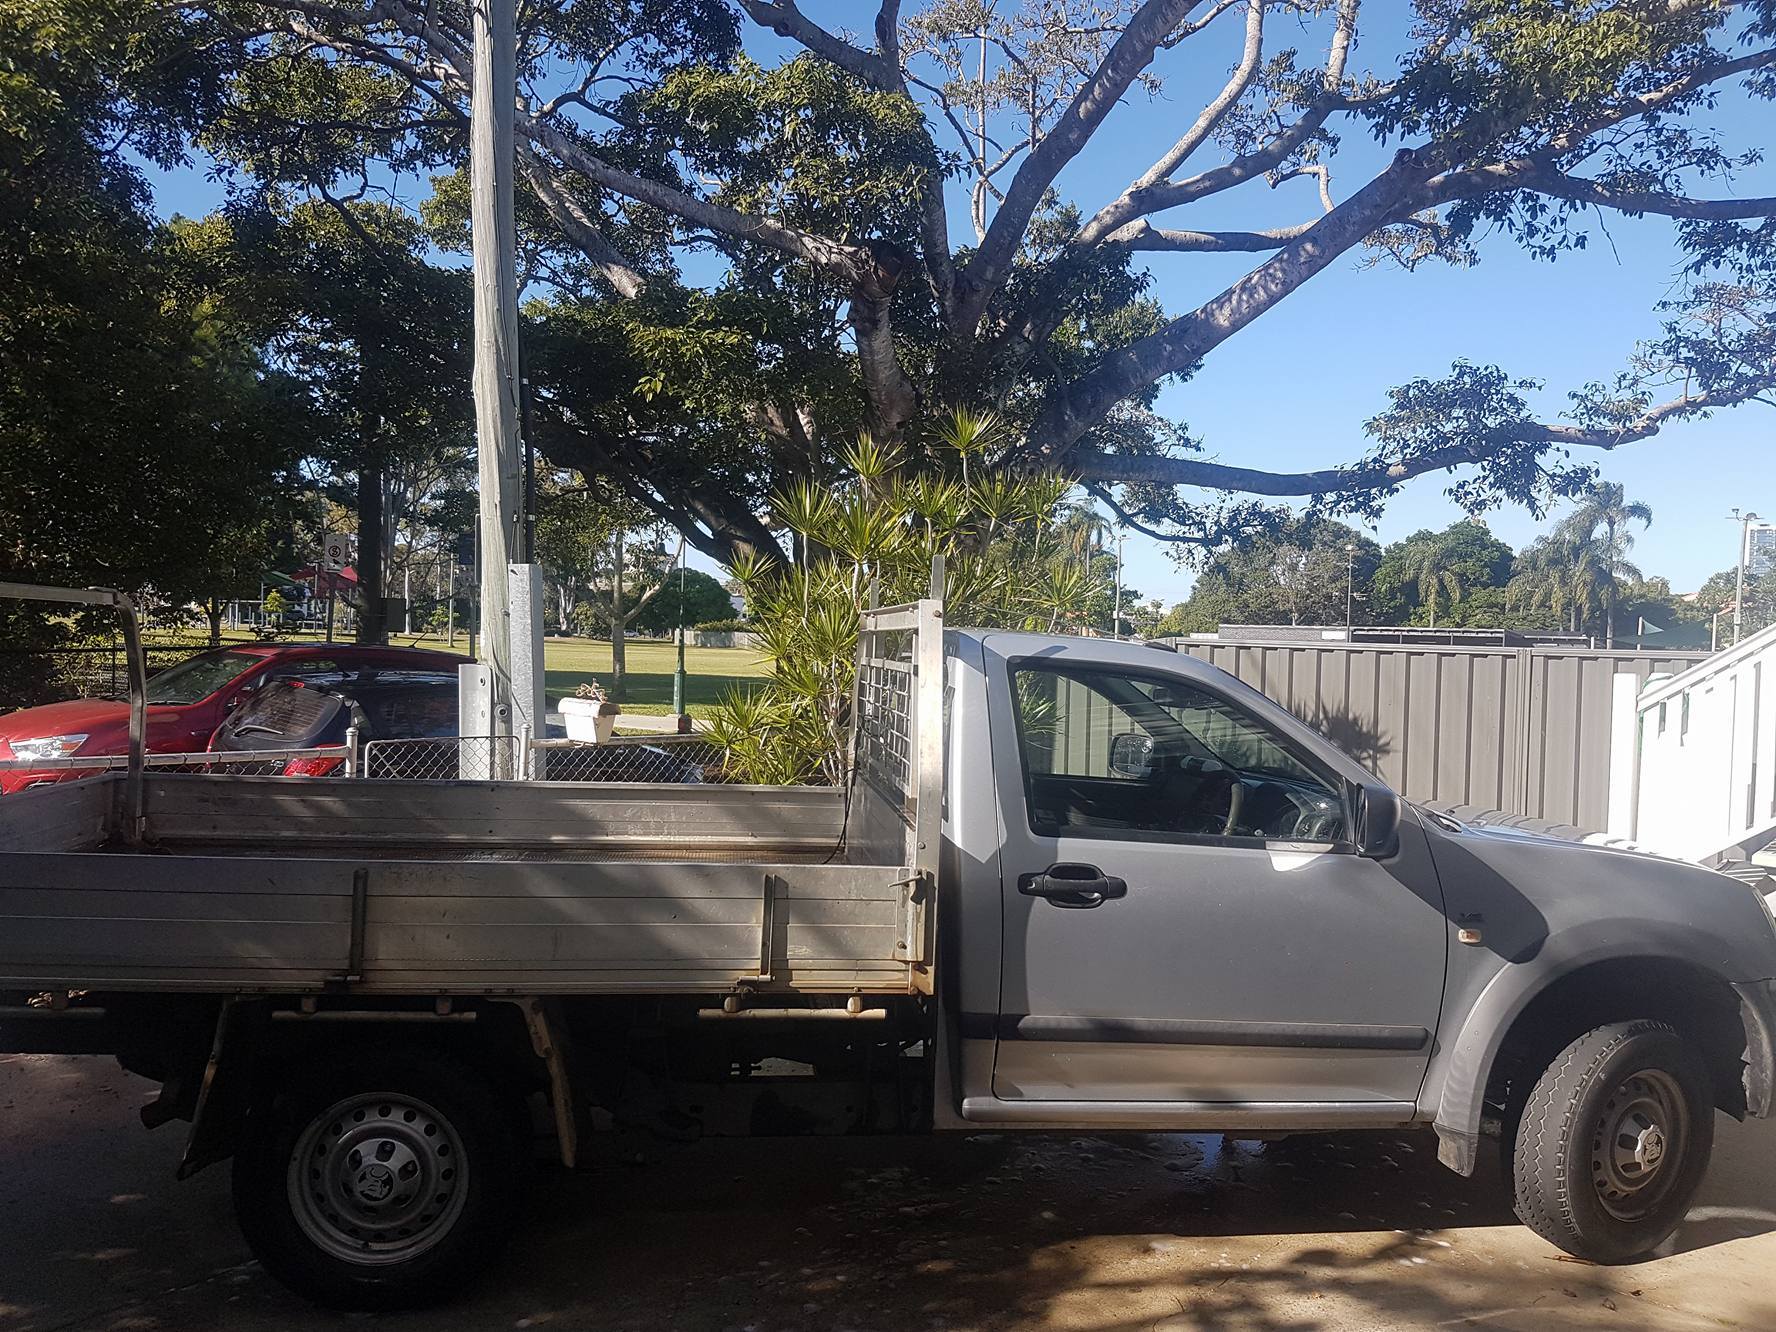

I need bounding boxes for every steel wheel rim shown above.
[1590,1068,1687,1222]
[287,1092,469,1266]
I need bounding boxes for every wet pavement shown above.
[4,1054,1776,1330]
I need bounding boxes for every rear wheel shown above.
[233,1050,522,1309]
[1511,1020,1713,1263]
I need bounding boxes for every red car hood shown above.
[0,698,177,751]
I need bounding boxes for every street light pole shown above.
[1345,543,1356,631]
[1731,509,1762,646]
[1112,530,1124,637]
[671,539,688,718]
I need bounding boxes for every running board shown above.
[959,1096,1419,1130]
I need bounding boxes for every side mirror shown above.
[1108,731,1155,779]
[1349,781,1403,858]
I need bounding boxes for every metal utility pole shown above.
[1731,509,1762,646]
[465,0,544,771]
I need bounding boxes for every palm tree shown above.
[1401,537,1465,628]
[1556,483,1652,647]
[1053,499,1112,572]
[1508,537,1594,634]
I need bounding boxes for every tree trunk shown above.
[355,452,386,645]
[206,599,223,648]
[609,532,626,701]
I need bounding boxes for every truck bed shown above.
[0,774,926,996]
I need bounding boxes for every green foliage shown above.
[631,568,734,635]
[644,55,935,246]
[707,409,1111,784]
[0,0,304,603]
[1370,521,1515,626]
[1168,520,1383,630]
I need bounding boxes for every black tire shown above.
[1511,1019,1714,1264]
[232,1049,523,1310]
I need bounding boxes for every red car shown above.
[0,643,469,794]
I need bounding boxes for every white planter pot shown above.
[559,696,620,744]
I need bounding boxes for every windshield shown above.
[145,651,261,705]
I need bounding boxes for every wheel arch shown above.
[1429,941,1776,1176]
[178,997,550,1180]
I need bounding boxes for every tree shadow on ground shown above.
[197,1124,1772,1332]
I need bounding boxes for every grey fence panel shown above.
[1170,639,1707,826]
[1521,649,1708,828]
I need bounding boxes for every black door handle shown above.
[1019,863,1128,909]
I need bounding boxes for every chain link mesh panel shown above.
[532,736,718,784]
[361,736,520,781]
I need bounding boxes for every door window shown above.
[1011,663,1347,844]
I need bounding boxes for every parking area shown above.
[3,1055,1774,1331]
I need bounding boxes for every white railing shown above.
[1610,621,1776,862]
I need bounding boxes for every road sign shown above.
[323,533,350,571]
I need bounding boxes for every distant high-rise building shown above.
[1750,524,1776,578]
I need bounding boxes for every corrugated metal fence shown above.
[1167,639,1708,829]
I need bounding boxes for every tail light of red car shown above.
[282,756,344,777]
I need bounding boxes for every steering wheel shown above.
[1220,771,1245,836]
[1176,756,1244,836]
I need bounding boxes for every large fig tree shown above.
[170,0,1776,557]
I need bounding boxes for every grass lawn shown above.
[535,637,767,717]
[152,627,767,718]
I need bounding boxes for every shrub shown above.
[705,409,1107,785]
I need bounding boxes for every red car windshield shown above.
[144,651,263,705]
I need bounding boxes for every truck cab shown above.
[944,630,1443,1124]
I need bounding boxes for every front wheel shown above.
[1511,1020,1713,1263]
[233,1050,523,1309]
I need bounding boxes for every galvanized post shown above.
[343,724,361,778]
[116,592,148,842]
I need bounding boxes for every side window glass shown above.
[1010,664,1347,845]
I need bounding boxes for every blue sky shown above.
[141,4,1774,607]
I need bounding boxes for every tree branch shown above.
[1073,380,1776,496]
[1081,0,1266,236]
[1033,146,1434,456]
[1513,170,1776,221]
[1076,0,1357,248]
[1425,46,1776,205]
[514,148,648,298]
[850,240,921,439]
[953,0,1203,333]
[522,118,871,283]
[1107,216,1319,251]
[733,0,897,88]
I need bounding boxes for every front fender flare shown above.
[1426,923,1768,1176]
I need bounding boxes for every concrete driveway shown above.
[3,1053,1775,1331]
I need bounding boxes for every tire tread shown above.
[1511,1018,1710,1263]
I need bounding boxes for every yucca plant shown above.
[710,408,1111,785]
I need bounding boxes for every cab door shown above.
[982,638,1447,1114]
